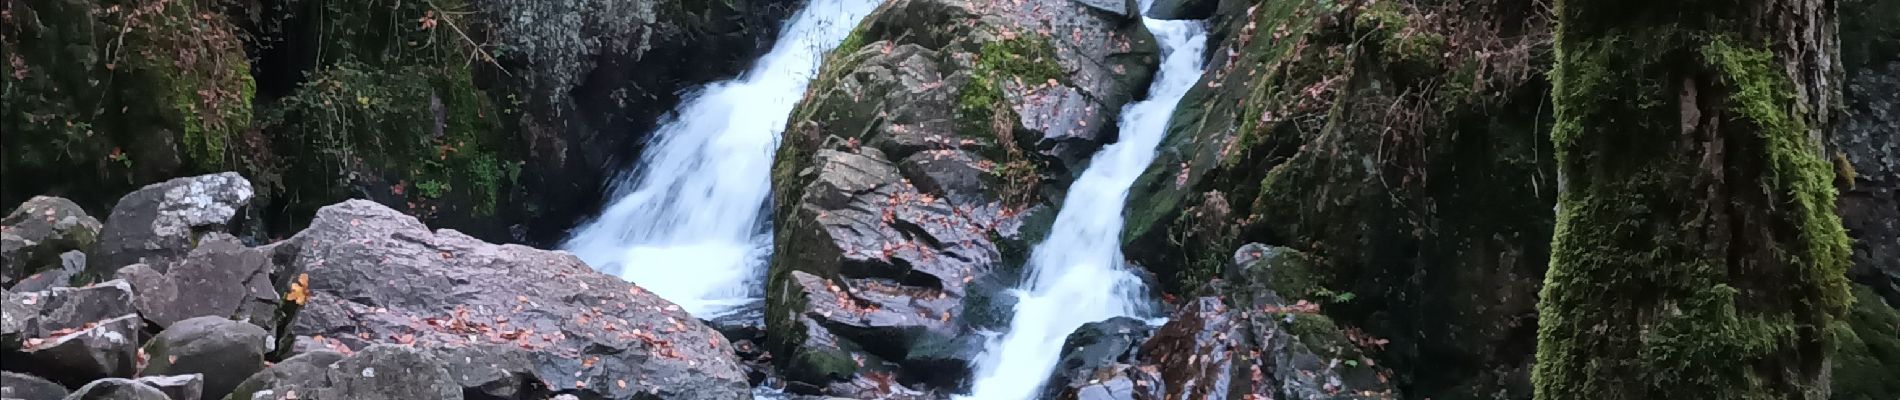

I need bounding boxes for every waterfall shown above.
[961,8,1209,399]
[562,0,883,318]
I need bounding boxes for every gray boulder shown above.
[2,196,101,288]
[16,314,141,387]
[1042,317,1158,400]
[286,200,750,400]
[61,378,168,400]
[1144,0,1216,20]
[113,234,280,330]
[89,173,253,278]
[3,280,137,351]
[1,371,70,400]
[224,351,345,400]
[140,316,270,400]
[429,344,549,400]
[226,346,461,400]
[133,375,204,400]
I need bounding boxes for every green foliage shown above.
[261,60,510,216]
[1831,287,1900,400]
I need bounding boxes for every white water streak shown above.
[563,0,883,318]
[961,9,1209,399]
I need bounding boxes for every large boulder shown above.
[2,197,102,288]
[428,344,550,400]
[88,173,253,279]
[284,200,749,400]
[3,280,138,351]
[12,314,142,387]
[134,375,205,400]
[765,0,1158,393]
[1040,317,1160,400]
[140,316,272,400]
[1,371,70,400]
[62,378,170,400]
[225,345,463,400]
[113,234,282,331]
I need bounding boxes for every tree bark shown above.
[1533,0,1854,399]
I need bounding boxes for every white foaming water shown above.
[961,9,1208,400]
[563,0,884,318]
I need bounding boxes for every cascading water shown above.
[961,6,1209,399]
[563,0,883,318]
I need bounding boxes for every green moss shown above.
[1702,36,1853,313]
[1831,287,1900,400]
[1534,19,1851,400]
[1285,314,1349,360]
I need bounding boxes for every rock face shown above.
[2,197,102,288]
[285,200,749,399]
[1117,0,1553,397]
[89,173,253,279]
[139,316,272,400]
[765,0,1157,393]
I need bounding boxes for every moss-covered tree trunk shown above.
[1533,0,1854,398]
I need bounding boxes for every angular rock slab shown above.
[113,234,281,331]
[90,173,253,278]
[16,314,141,387]
[286,200,750,400]
[2,196,101,288]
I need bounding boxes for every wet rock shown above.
[768,0,1158,391]
[62,378,169,400]
[286,200,749,400]
[1139,297,1242,400]
[1,371,69,400]
[1227,245,1396,400]
[1144,0,1216,20]
[428,344,549,400]
[2,196,101,288]
[112,234,280,331]
[14,314,141,387]
[1073,0,1139,17]
[133,374,204,400]
[139,316,270,400]
[12,251,86,292]
[1042,317,1158,400]
[89,173,253,278]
